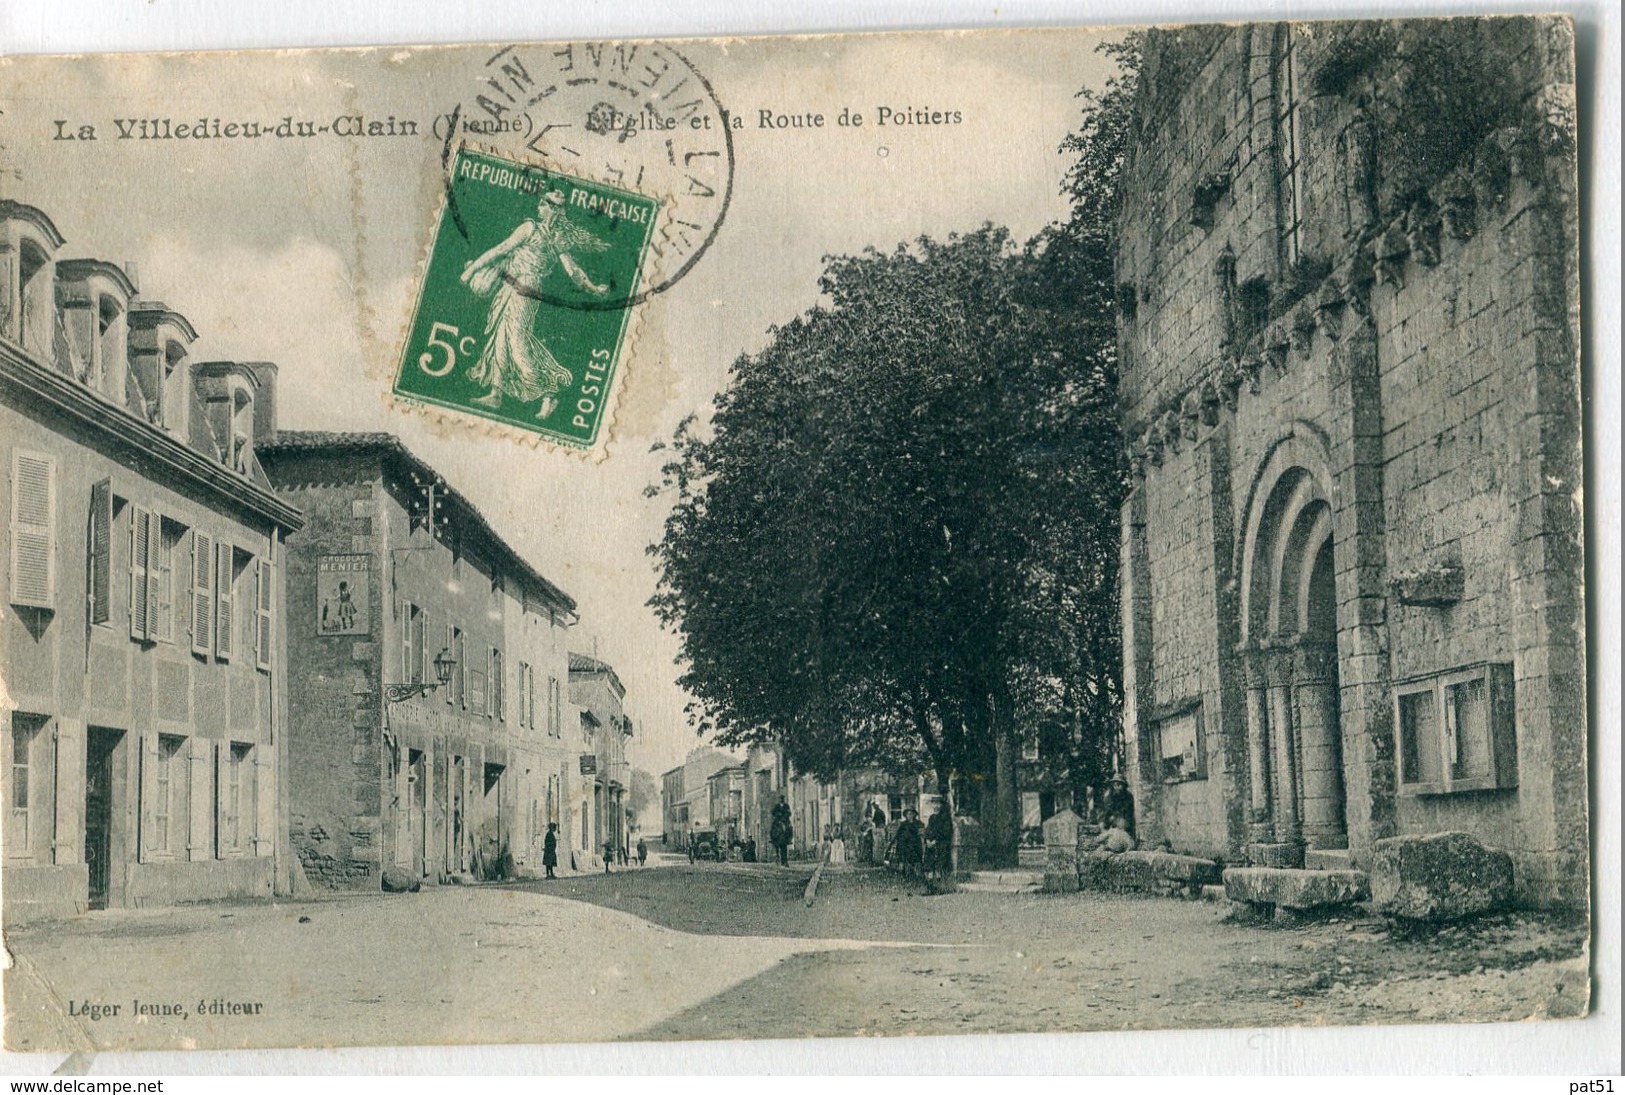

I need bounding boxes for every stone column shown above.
[1243,649,1274,846]
[1266,646,1303,848]
[1293,639,1347,850]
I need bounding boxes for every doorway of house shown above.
[408,749,427,878]
[85,726,123,910]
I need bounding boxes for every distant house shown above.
[661,746,739,849]
[568,652,635,863]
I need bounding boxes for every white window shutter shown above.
[254,558,273,671]
[215,541,233,660]
[138,733,159,863]
[146,514,163,641]
[214,740,229,858]
[129,505,150,640]
[191,529,214,656]
[402,603,415,683]
[9,451,55,608]
[88,478,112,625]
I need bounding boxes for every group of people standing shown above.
[860,799,954,893]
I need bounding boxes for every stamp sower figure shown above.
[893,808,924,881]
[769,797,793,867]
[543,822,559,879]
[459,189,611,418]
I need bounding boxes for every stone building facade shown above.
[258,432,586,888]
[567,652,635,865]
[0,201,301,922]
[1115,18,1584,905]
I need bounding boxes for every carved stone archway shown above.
[1238,435,1349,866]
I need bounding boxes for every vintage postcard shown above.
[0,15,1594,1057]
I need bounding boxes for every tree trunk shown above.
[989,694,1020,869]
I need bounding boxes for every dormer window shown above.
[15,240,53,359]
[0,203,66,363]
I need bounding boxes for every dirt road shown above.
[3,862,1587,1051]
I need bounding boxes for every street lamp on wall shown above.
[385,646,456,703]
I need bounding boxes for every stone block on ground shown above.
[380,866,421,893]
[1222,867,1369,910]
[1369,831,1514,921]
[1077,850,1156,894]
[1131,851,1223,888]
[1076,850,1223,896]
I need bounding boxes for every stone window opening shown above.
[159,518,186,643]
[162,340,188,432]
[1273,24,1308,274]
[152,734,189,859]
[1395,662,1517,795]
[15,238,53,358]
[7,714,44,857]
[1156,701,1207,782]
[217,742,255,857]
[1238,277,1272,347]
[95,294,125,399]
[490,647,505,721]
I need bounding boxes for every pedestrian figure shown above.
[604,838,616,873]
[893,808,924,882]
[543,822,559,879]
[1102,776,1137,838]
[769,797,793,867]
[924,800,954,893]
[688,834,697,864]
[636,836,648,866]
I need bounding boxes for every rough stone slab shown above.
[1042,869,1079,894]
[1123,851,1223,887]
[1247,841,1306,869]
[380,866,421,893]
[1222,867,1369,909]
[1369,831,1514,921]
[1078,851,1157,893]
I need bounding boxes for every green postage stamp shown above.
[393,147,661,448]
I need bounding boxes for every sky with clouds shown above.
[1,29,1123,774]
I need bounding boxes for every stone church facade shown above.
[1115,18,1585,905]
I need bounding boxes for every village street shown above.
[3,860,1587,1052]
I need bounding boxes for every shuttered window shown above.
[190,530,214,656]
[215,543,235,660]
[129,506,152,640]
[254,558,273,672]
[150,518,171,643]
[88,479,112,625]
[402,602,419,683]
[9,451,55,609]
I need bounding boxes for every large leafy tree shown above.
[649,39,1138,863]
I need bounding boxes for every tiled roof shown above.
[259,430,576,613]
